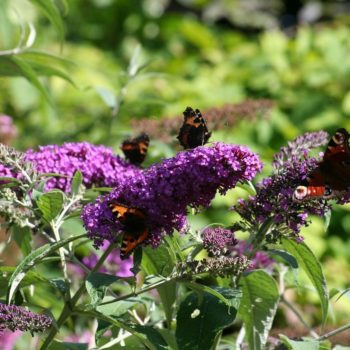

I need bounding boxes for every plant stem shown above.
[40,242,117,350]
[98,276,173,306]
[316,322,350,341]
[281,296,318,338]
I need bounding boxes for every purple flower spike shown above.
[82,142,262,248]
[235,131,331,241]
[0,304,52,335]
[0,142,141,192]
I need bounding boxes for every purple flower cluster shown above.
[234,131,331,240]
[0,303,52,335]
[0,142,140,192]
[0,115,17,145]
[200,227,274,270]
[201,227,238,256]
[82,143,262,248]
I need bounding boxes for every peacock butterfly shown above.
[294,128,350,200]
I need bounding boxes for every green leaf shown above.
[142,245,176,327]
[268,249,298,269]
[86,272,119,306]
[184,282,240,307]
[10,56,53,105]
[96,296,140,317]
[282,238,329,325]
[238,270,279,350]
[48,340,88,350]
[36,190,64,222]
[81,310,162,350]
[71,170,83,196]
[175,287,240,350]
[279,335,331,350]
[95,86,117,109]
[11,225,32,257]
[0,266,48,295]
[129,324,169,350]
[29,0,65,44]
[7,233,86,303]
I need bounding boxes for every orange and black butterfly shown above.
[294,128,350,200]
[121,133,150,165]
[177,107,211,149]
[109,203,149,259]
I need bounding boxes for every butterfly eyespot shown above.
[333,132,345,144]
[293,186,308,200]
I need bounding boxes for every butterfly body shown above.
[294,128,350,200]
[121,133,150,165]
[109,203,149,259]
[177,107,211,149]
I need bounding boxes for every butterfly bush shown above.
[234,131,331,241]
[0,304,52,335]
[0,142,140,192]
[82,142,262,247]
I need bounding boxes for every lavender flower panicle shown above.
[82,142,262,248]
[0,142,141,192]
[272,131,329,171]
[0,304,52,335]
[234,131,331,241]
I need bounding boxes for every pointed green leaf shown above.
[176,287,240,350]
[29,0,65,44]
[282,238,329,325]
[239,270,280,350]
[36,190,64,222]
[86,272,119,306]
[11,225,32,257]
[7,233,86,303]
[10,56,53,104]
[142,246,176,326]
[279,335,331,350]
[71,170,83,196]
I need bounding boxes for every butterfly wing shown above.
[294,128,350,199]
[109,203,149,259]
[177,107,211,149]
[120,229,149,259]
[121,133,150,165]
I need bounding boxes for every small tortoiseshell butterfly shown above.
[177,107,211,149]
[109,203,149,259]
[121,133,150,165]
[294,128,350,200]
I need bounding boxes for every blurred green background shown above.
[1,0,350,329]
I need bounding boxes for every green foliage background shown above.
[2,0,350,346]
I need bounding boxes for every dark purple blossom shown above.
[201,227,238,256]
[82,142,262,248]
[0,304,52,335]
[0,142,141,192]
[234,131,331,241]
